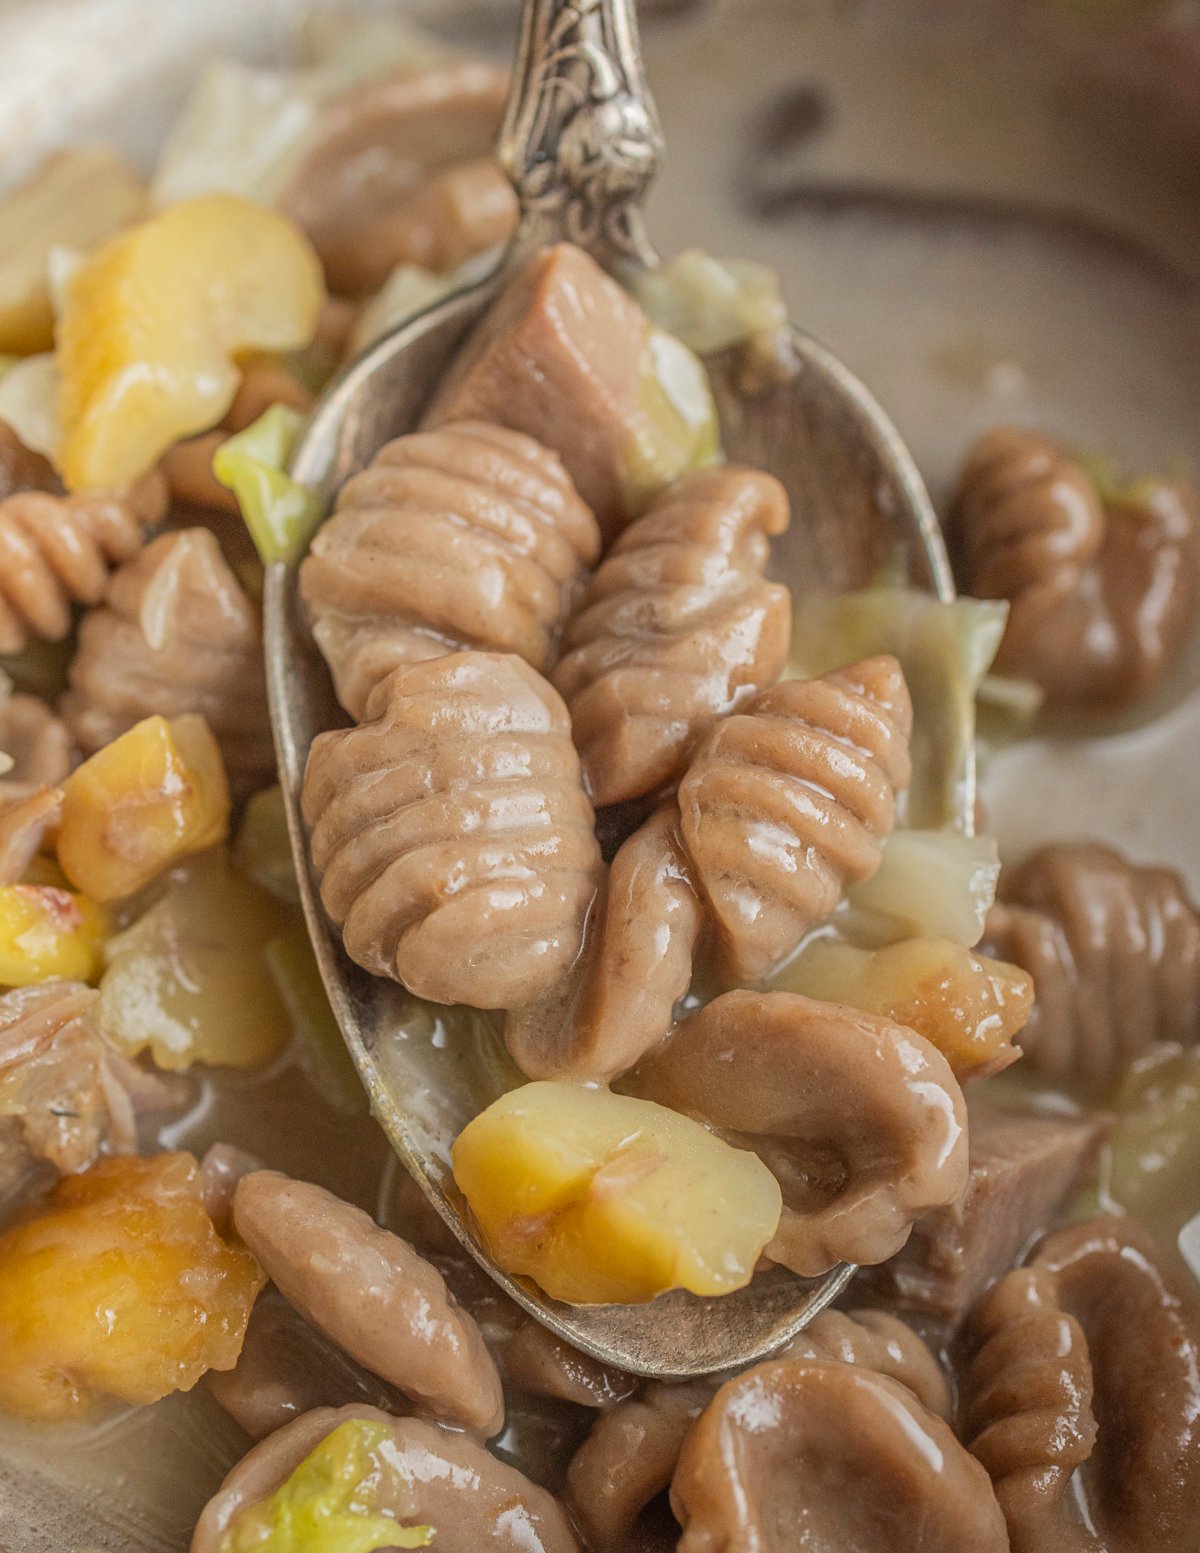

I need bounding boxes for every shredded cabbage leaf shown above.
[218,1418,432,1553]
[213,404,321,566]
[349,249,501,357]
[152,60,326,209]
[152,21,453,212]
[0,352,61,462]
[630,249,788,356]
[788,589,1007,830]
[844,828,1001,948]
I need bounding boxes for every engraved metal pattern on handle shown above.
[498,0,663,265]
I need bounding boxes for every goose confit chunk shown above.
[0,981,181,1199]
[863,1100,1107,1323]
[424,242,717,541]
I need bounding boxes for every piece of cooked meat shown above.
[862,1101,1107,1323]
[424,243,717,541]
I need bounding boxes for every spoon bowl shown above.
[265,0,958,1379]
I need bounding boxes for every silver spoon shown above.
[265,0,962,1380]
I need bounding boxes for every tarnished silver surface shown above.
[499,0,663,263]
[265,0,953,1383]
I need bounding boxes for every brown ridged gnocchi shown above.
[565,1309,948,1552]
[628,988,967,1277]
[301,421,601,719]
[678,655,913,981]
[0,473,167,654]
[984,841,1200,1088]
[0,690,73,802]
[314,157,517,299]
[60,528,273,800]
[1028,1216,1200,1553]
[504,800,704,1081]
[671,1361,1008,1553]
[948,427,1199,710]
[959,1266,1097,1553]
[302,650,602,1009]
[551,465,792,807]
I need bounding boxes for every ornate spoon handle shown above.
[497,0,664,267]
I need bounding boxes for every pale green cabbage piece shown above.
[233,786,299,905]
[787,589,1007,829]
[349,248,502,357]
[152,22,452,211]
[218,1418,432,1553]
[151,60,327,209]
[213,404,321,566]
[622,324,721,511]
[630,249,788,356]
[845,829,1001,948]
[0,351,60,461]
